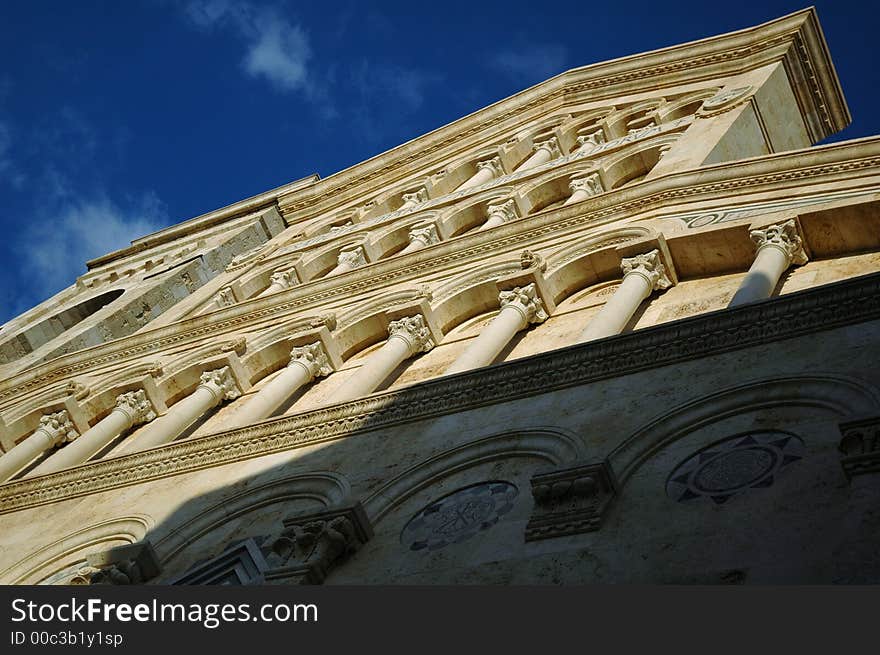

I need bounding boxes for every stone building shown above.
[0,8,877,584]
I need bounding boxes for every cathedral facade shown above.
[0,8,877,584]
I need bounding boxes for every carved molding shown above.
[337,246,367,270]
[620,249,673,291]
[697,86,754,117]
[526,461,617,541]
[0,271,878,513]
[839,417,880,480]
[401,187,429,206]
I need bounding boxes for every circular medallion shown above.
[666,431,804,504]
[401,481,518,552]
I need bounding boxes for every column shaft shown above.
[478,213,506,232]
[456,166,495,191]
[0,428,58,483]
[330,336,411,403]
[223,363,312,430]
[578,273,652,343]
[445,306,526,375]
[28,410,131,476]
[257,281,286,298]
[563,188,591,206]
[728,246,789,307]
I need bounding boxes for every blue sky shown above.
[0,0,878,324]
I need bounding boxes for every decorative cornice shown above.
[3,140,880,405]
[0,270,878,514]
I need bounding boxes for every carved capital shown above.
[37,410,79,447]
[289,342,333,378]
[486,199,518,224]
[568,172,603,197]
[269,270,296,289]
[475,156,503,177]
[576,129,606,152]
[839,417,880,480]
[408,223,439,247]
[388,314,434,353]
[749,219,808,266]
[533,136,561,159]
[620,249,673,291]
[401,187,429,206]
[215,287,236,307]
[499,283,548,324]
[526,461,617,541]
[114,390,157,426]
[337,246,367,270]
[199,366,241,402]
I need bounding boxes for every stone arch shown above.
[369,211,442,258]
[603,99,663,138]
[335,288,427,360]
[437,186,518,236]
[602,140,669,189]
[0,514,153,584]
[296,233,372,282]
[609,374,880,486]
[517,165,605,215]
[655,89,719,123]
[431,260,523,334]
[363,428,584,522]
[431,145,508,195]
[153,472,351,570]
[558,107,615,153]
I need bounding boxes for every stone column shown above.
[121,367,240,453]
[516,137,561,171]
[478,199,518,232]
[0,411,79,483]
[456,157,503,191]
[29,390,157,476]
[399,188,429,211]
[257,270,296,298]
[329,315,434,403]
[576,129,606,154]
[578,250,672,343]
[223,342,332,430]
[563,173,603,206]
[728,220,807,307]
[327,245,367,277]
[399,224,440,255]
[446,283,548,375]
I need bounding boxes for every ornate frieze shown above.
[499,283,548,324]
[199,366,241,402]
[620,249,673,291]
[749,219,808,265]
[388,314,434,353]
[526,461,617,540]
[114,390,157,427]
[289,342,333,378]
[839,417,880,480]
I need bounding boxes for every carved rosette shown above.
[749,220,808,266]
[388,314,434,354]
[475,156,503,177]
[337,246,367,270]
[576,129,606,152]
[499,283,548,324]
[408,223,440,247]
[289,342,333,379]
[401,187,429,206]
[526,461,618,541]
[620,249,673,291]
[568,172,603,197]
[486,199,518,225]
[199,366,241,402]
[37,410,79,446]
[839,417,880,480]
[114,390,157,427]
[269,270,296,289]
[533,136,561,159]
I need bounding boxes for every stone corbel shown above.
[839,417,880,480]
[71,541,161,585]
[262,503,373,585]
[525,461,618,541]
[383,298,443,348]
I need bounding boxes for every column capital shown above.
[37,410,80,447]
[620,249,673,291]
[499,283,548,324]
[475,156,503,177]
[337,245,367,270]
[749,219,808,266]
[576,129,606,152]
[269,270,296,289]
[114,390,157,427]
[486,199,518,224]
[199,366,241,402]
[388,314,434,354]
[401,187,429,206]
[408,223,439,247]
[568,172,603,196]
[215,287,236,307]
[289,341,333,378]
[533,136,561,159]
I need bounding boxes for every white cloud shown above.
[488,44,567,83]
[24,192,168,297]
[182,1,312,94]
